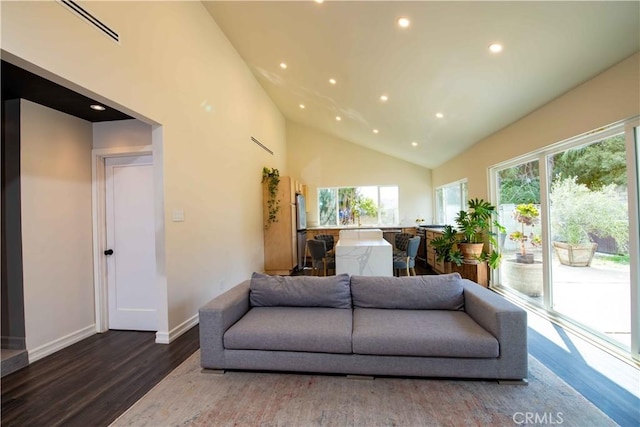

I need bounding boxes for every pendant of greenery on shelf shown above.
[262,167,280,229]
[454,198,505,269]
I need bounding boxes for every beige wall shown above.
[20,100,95,361]
[2,1,286,337]
[287,122,432,226]
[433,53,640,201]
[93,119,152,149]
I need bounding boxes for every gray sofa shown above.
[199,272,528,381]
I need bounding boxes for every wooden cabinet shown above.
[451,262,488,288]
[425,228,488,286]
[414,228,427,267]
[425,229,440,271]
[263,176,297,275]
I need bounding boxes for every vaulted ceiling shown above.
[204,1,639,169]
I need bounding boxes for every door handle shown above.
[104,249,114,256]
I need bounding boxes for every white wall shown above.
[93,119,152,149]
[2,1,286,338]
[287,122,432,226]
[20,100,95,361]
[432,53,640,200]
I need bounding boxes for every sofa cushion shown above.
[249,272,351,308]
[352,308,499,358]
[224,307,353,354]
[350,273,464,310]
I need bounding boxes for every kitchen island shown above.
[335,229,393,276]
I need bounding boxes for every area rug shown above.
[111,351,615,427]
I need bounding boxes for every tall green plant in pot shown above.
[430,225,463,266]
[454,198,504,269]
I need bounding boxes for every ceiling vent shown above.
[251,136,273,155]
[57,0,120,44]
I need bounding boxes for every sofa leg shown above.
[201,369,225,375]
[498,378,528,385]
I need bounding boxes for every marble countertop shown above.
[307,225,409,230]
[335,239,392,247]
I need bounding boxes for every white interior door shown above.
[105,155,157,330]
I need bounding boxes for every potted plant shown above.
[550,177,628,267]
[508,203,541,264]
[430,225,463,270]
[454,198,504,269]
[504,203,543,297]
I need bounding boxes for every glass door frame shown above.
[488,117,640,362]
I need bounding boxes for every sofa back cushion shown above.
[250,272,351,308]
[351,273,464,310]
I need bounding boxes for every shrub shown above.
[549,177,628,250]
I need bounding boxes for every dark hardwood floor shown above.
[1,326,199,427]
[2,269,638,426]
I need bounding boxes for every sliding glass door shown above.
[547,133,631,349]
[490,119,639,359]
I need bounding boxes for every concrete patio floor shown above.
[500,252,631,349]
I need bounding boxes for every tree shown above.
[338,188,377,225]
[551,135,627,190]
[550,177,628,251]
[498,162,540,204]
[318,188,336,226]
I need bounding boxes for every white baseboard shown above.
[155,314,198,344]
[28,324,96,363]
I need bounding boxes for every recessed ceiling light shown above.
[380,95,388,102]
[435,112,444,119]
[397,17,410,28]
[411,142,418,147]
[280,62,287,69]
[314,0,324,3]
[373,129,379,134]
[336,116,342,121]
[299,104,305,109]
[90,104,105,111]
[329,78,337,85]
[489,43,503,53]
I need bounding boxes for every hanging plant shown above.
[262,167,280,229]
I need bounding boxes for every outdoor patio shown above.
[499,252,631,349]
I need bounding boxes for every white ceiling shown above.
[203,1,639,169]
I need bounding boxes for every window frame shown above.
[316,185,399,227]
[434,179,468,225]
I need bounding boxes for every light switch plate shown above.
[173,209,185,222]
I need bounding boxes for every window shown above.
[435,180,467,224]
[317,186,399,226]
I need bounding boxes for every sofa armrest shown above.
[198,280,251,369]
[462,279,528,379]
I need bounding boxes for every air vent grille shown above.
[57,0,120,43]
[251,136,273,155]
